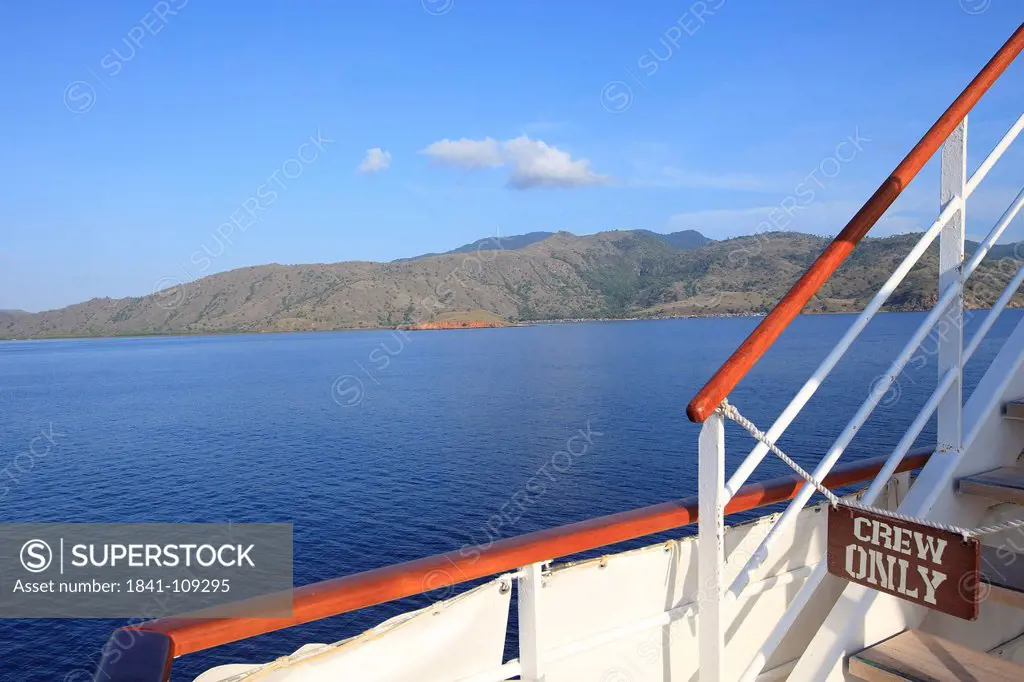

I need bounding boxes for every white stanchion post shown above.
[518,561,546,681]
[698,413,726,681]
[939,118,966,453]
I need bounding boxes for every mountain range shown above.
[2,229,1020,339]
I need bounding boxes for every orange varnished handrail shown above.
[120,448,930,663]
[686,23,1024,423]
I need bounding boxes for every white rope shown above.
[715,399,1024,538]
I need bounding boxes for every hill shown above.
[0,310,28,327]
[398,229,710,261]
[2,230,1021,339]
[638,229,711,250]
[400,232,555,260]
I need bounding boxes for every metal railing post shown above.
[939,118,967,452]
[518,561,547,681]
[698,413,726,681]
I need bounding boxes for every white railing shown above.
[698,111,1024,681]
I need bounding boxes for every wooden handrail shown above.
[686,23,1024,423]
[99,448,931,679]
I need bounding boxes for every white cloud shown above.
[870,182,1024,241]
[420,135,609,189]
[669,201,912,239]
[668,192,943,240]
[421,137,504,168]
[503,136,608,189]
[358,148,391,173]
[626,163,800,195]
[669,206,789,238]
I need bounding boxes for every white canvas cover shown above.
[195,577,511,682]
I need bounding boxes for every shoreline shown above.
[2,305,1014,343]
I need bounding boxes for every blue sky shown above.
[1,1,1022,311]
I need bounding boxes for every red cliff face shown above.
[407,320,507,330]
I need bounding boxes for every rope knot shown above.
[715,398,740,421]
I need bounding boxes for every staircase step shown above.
[957,466,1024,505]
[849,629,1024,681]
[1004,399,1024,420]
[981,544,1024,609]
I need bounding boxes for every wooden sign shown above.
[827,504,980,620]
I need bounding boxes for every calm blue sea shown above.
[0,311,1020,681]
